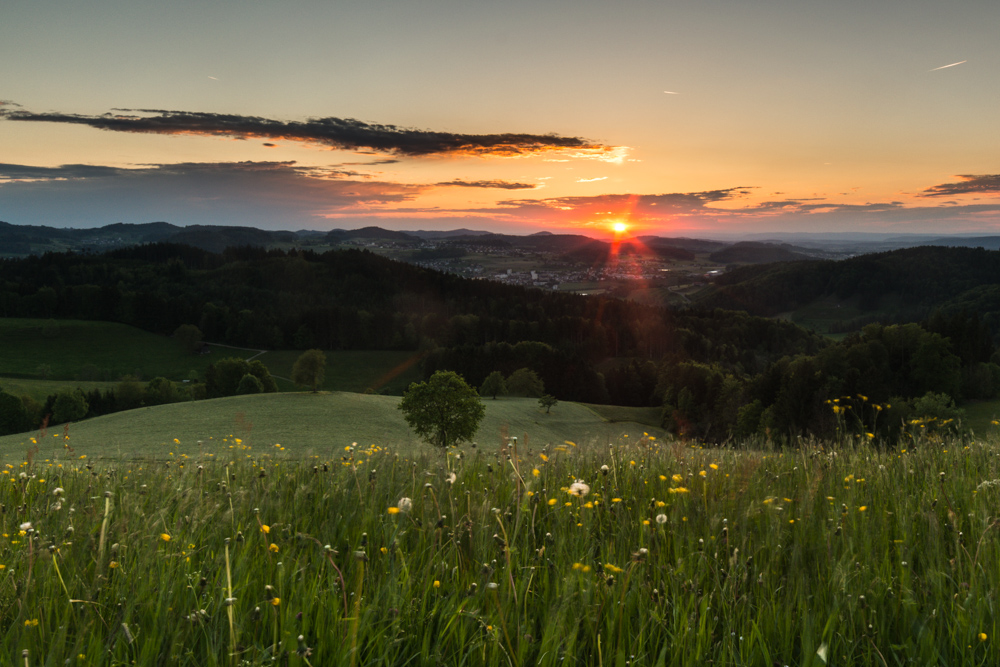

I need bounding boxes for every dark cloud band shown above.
[0,107,616,158]
[920,174,1000,198]
[436,179,537,190]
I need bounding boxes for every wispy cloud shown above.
[576,176,608,183]
[436,179,537,190]
[919,174,1000,198]
[0,107,621,159]
[928,60,967,72]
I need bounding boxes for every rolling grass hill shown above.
[0,318,424,397]
[0,392,667,461]
[0,318,220,381]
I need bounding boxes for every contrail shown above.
[928,60,967,72]
[663,90,680,94]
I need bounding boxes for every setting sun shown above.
[612,222,628,233]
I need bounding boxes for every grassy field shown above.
[0,318,223,381]
[0,393,667,461]
[0,317,426,398]
[256,350,424,395]
[4,426,1000,665]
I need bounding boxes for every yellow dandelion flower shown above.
[548,498,557,506]
[160,533,171,542]
[261,524,270,534]
[572,562,584,570]
[540,453,549,461]
[269,543,279,553]
[672,474,683,483]
[643,519,650,526]
[612,498,622,503]
[859,506,867,512]
[659,474,667,481]
[532,468,540,477]
[387,507,400,515]
[604,563,624,574]
[271,597,281,606]
[979,632,988,642]
[668,487,690,494]
[109,561,120,569]
[699,470,707,477]
[709,463,719,470]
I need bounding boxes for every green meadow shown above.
[0,394,666,461]
[4,426,1000,665]
[0,318,424,397]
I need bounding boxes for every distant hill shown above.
[169,226,298,253]
[709,241,814,264]
[409,229,493,239]
[325,226,421,242]
[696,245,1000,333]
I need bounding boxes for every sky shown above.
[1,0,998,238]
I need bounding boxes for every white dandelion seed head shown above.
[655,514,668,524]
[397,497,413,513]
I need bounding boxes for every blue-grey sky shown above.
[2,0,998,235]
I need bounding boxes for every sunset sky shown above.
[2,0,997,237]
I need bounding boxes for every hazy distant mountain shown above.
[325,227,421,242]
[925,236,1000,250]
[408,229,492,239]
[637,236,728,254]
[168,226,298,253]
[709,241,815,264]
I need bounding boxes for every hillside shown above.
[0,392,666,460]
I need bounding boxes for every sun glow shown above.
[611,221,628,233]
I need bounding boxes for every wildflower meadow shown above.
[3,429,1000,666]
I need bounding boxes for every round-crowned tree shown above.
[292,349,327,393]
[398,371,485,449]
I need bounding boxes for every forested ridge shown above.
[1,243,998,442]
[700,245,1000,327]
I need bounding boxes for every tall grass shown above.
[3,431,1000,665]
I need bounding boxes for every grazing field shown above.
[256,350,425,395]
[0,318,424,396]
[0,318,222,381]
[0,393,666,461]
[4,429,1000,665]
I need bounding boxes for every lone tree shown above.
[292,349,327,393]
[538,394,558,414]
[173,324,204,354]
[507,367,544,397]
[398,371,485,449]
[480,370,508,399]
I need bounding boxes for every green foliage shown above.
[398,370,486,448]
[116,375,144,411]
[173,324,203,354]
[143,377,179,405]
[480,370,507,399]
[0,390,31,435]
[507,367,544,397]
[291,349,327,392]
[206,357,277,398]
[235,373,264,395]
[538,394,558,413]
[51,387,88,423]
